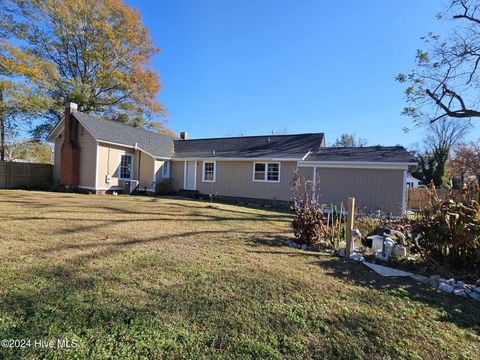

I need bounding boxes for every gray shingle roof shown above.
[73,112,175,158]
[304,146,416,163]
[173,133,325,159]
[54,112,415,164]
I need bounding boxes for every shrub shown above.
[155,179,173,195]
[411,183,480,270]
[354,216,381,239]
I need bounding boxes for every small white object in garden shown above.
[369,235,395,253]
[438,282,454,293]
[375,250,390,261]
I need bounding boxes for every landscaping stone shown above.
[349,253,365,262]
[467,290,480,301]
[453,289,467,297]
[454,281,465,289]
[411,274,430,284]
[473,287,480,294]
[430,275,441,281]
[438,282,454,293]
[301,244,308,250]
[337,249,346,258]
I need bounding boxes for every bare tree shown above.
[397,0,480,124]
[416,118,471,187]
[425,117,471,150]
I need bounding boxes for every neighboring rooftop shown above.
[73,112,175,158]
[304,146,416,163]
[173,133,325,159]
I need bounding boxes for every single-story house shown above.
[47,103,417,216]
[406,172,421,188]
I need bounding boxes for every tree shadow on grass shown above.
[313,256,480,335]
[241,233,480,335]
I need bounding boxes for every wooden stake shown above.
[346,197,355,257]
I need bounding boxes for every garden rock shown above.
[349,253,365,262]
[411,274,431,284]
[427,279,439,289]
[438,282,454,293]
[473,287,480,294]
[430,275,441,281]
[467,290,480,301]
[301,244,308,250]
[453,289,467,297]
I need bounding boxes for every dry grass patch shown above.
[0,190,478,359]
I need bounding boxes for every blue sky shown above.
[130,0,479,148]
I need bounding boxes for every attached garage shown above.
[298,164,407,216]
[298,146,416,217]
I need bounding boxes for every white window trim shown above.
[202,160,216,183]
[118,153,134,180]
[252,162,281,183]
[162,160,170,178]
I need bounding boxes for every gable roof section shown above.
[74,112,175,158]
[173,133,325,159]
[303,146,416,164]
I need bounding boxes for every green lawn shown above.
[0,190,479,359]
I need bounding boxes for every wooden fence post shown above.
[345,197,355,257]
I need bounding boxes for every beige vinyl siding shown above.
[96,143,135,189]
[170,160,185,190]
[77,124,97,188]
[135,152,155,191]
[53,134,63,182]
[307,167,404,215]
[195,160,296,202]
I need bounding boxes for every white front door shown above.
[184,161,196,190]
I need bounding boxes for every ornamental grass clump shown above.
[411,182,480,270]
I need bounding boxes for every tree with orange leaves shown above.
[0,0,168,139]
[451,143,480,189]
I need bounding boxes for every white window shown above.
[162,160,170,178]
[202,161,216,182]
[253,162,280,182]
[119,154,133,179]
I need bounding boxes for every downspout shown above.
[138,152,141,186]
[135,142,141,192]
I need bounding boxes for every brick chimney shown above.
[60,102,80,188]
[180,132,188,140]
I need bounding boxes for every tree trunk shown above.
[0,88,4,161]
[477,175,480,202]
